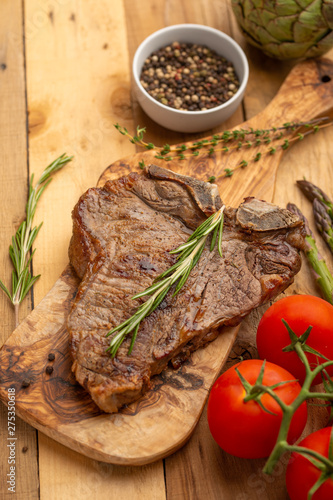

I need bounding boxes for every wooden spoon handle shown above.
[253,58,333,127]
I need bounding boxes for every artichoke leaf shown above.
[245,22,281,45]
[296,0,318,9]
[260,9,278,25]
[322,0,333,29]
[305,30,333,57]
[241,0,258,19]
[247,7,267,25]
[231,0,333,59]
[255,0,276,13]
[252,0,265,8]
[265,40,312,58]
[299,0,330,29]
[294,20,328,42]
[274,0,301,16]
[267,15,298,41]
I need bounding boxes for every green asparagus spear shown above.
[297,179,333,220]
[287,202,333,305]
[313,198,333,255]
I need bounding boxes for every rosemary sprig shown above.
[106,204,225,357]
[115,117,332,180]
[0,153,73,326]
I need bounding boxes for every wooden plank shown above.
[0,1,39,498]
[25,0,137,292]
[23,0,165,498]
[38,435,166,499]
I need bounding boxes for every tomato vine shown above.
[255,319,333,498]
[208,303,333,499]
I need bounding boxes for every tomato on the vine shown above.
[286,427,333,500]
[207,359,307,459]
[256,295,333,385]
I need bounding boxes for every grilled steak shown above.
[67,165,304,413]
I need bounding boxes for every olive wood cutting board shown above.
[0,58,332,466]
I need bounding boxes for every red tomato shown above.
[207,359,307,459]
[256,295,333,385]
[286,427,333,500]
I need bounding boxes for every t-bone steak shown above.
[67,165,304,413]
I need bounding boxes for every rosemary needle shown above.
[0,153,73,326]
[106,205,225,357]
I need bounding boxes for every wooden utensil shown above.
[0,58,332,466]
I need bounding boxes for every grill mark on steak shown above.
[67,165,305,413]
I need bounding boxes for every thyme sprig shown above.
[0,153,73,326]
[106,204,225,357]
[115,117,332,181]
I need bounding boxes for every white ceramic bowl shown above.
[132,24,249,133]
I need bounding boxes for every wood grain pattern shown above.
[0,57,332,469]
[0,1,39,498]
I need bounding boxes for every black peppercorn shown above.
[45,365,53,375]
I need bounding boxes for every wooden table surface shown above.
[1,1,332,499]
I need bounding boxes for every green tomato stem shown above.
[263,409,295,475]
[310,359,333,380]
[250,384,290,412]
[285,444,333,473]
[263,344,333,475]
[310,392,333,400]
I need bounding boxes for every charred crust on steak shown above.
[67,165,305,413]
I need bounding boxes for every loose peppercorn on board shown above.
[0,58,332,467]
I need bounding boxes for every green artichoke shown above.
[231,0,333,60]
